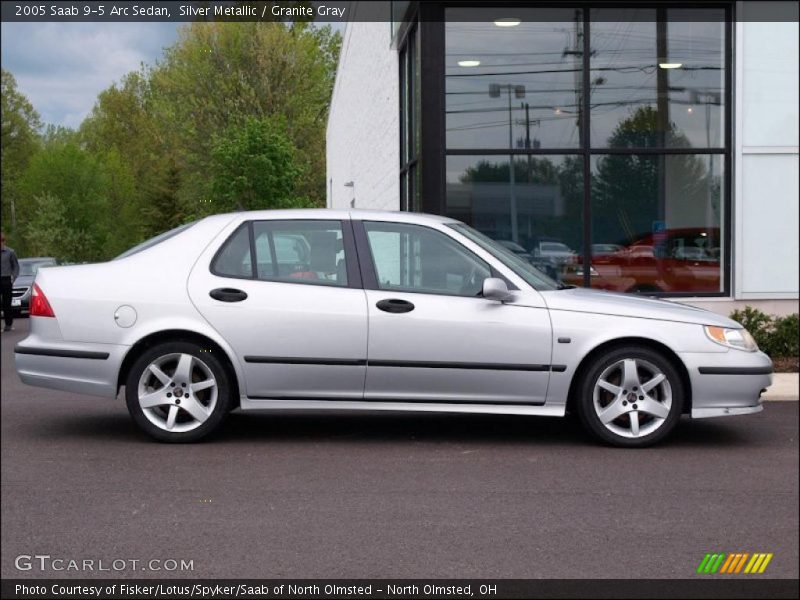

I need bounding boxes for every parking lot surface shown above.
[2,319,798,579]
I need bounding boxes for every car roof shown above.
[216,208,460,227]
[19,257,56,262]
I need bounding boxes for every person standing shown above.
[1,232,20,332]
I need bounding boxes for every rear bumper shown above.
[14,339,127,399]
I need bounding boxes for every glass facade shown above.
[427,5,729,295]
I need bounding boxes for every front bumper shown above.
[681,349,772,418]
[692,404,764,418]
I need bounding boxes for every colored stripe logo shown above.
[697,552,773,574]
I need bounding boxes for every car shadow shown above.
[30,408,756,448]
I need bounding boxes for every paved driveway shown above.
[2,319,798,579]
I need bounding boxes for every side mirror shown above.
[482,277,512,302]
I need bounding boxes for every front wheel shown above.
[576,346,684,447]
[125,341,232,442]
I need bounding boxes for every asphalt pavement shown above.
[2,318,798,579]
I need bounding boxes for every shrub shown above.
[771,313,799,358]
[729,307,799,358]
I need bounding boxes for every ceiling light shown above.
[494,18,521,27]
[458,60,481,67]
[658,62,683,69]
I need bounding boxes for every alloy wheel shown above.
[592,358,672,439]
[137,353,218,433]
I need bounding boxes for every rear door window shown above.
[211,220,348,287]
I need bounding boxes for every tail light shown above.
[30,283,56,318]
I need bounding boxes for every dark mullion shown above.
[589,147,726,155]
[445,148,726,156]
[446,148,584,156]
[723,6,733,296]
[419,4,446,215]
[582,8,592,288]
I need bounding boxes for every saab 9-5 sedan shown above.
[14,210,772,446]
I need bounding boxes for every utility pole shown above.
[490,83,526,243]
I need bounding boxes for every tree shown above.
[459,157,561,184]
[592,106,712,245]
[148,22,340,209]
[210,117,306,212]
[1,69,41,234]
[18,132,138,260]
[5,22,342,261]
[22,193,95,262]
[77,22,342,245]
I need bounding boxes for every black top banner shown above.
[1,1,799,23]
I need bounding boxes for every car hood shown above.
[538,287,740,327]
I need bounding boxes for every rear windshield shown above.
[19,260,56,276]
[115,221,197,260]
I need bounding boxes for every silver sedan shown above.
[14,210,772,446]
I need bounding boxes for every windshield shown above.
[19,260,56,277]
[115,221,197,260]
[448,223,561,291]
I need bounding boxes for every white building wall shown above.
[691,5,799,317]
[734,2,799,304]
[326,19,400,211]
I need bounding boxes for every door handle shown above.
[376,298,415,313]
[209,288,248,302]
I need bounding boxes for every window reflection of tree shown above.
[592,106,712,248]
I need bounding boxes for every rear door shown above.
[356,220,553,405]
[188,219,368,399]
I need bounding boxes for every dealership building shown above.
[326,1,799,316]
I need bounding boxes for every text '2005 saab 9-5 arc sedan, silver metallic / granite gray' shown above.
[14,210,773,447]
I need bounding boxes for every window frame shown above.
[209,219,363,290]
[406,1,733,298]
[352,219,512,298]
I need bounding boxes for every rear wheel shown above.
[125,341,232,442]
[576,345,684,447]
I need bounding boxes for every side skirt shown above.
[239,397,566,417]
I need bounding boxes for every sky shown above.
[1,22,182,128]
[1,21,345,130]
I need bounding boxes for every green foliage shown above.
[1,69,42,237]
[22,193,96,263]
[771,313,800,358]
[3,22,341,262]
[17,134,141,260]
[143,21,340,213]
[210,117,306,212]
[729,307,800,358]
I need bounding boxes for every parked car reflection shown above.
[563,228,721,294]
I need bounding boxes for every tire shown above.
[125,341,232,442]
[575,345,684,448]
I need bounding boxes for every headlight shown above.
[704,326,758,352]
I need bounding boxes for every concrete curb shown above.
[763,373,799,401]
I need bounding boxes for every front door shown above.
[358,220,553,404]
[188,219,368,399]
